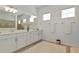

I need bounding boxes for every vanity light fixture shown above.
[4,7,10,11]
[13,9,18,13]
[4,6,18,14]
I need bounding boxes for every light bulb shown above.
[13,9,18,13]
[9,8,14,12]
[4,7,10,11]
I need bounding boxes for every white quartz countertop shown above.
[0,30,27,36]
[0,30,40,36]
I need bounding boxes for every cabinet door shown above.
[25,32,30,45]
[28,32,34,44]
[17,33,27,49]
[25,32,33,46]
[0,34,16,53]
[33,31,39,42]
[38,31,43,40]
[26,32,37,45]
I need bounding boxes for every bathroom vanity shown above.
[0,30,42,53]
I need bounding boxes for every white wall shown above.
[13,5,37,16]
[37,5,79,47]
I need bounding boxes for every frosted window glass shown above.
[43,13,50,21]
[30,16,36,22]
[23,19,27,23]
[62,8,75,18]
[30,18,34,22]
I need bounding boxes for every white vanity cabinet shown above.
[0,34,16,53]
[29,32,34,44]
[33,31,39,42]
[16,31,42,50]
[25,32,32,45]
[0,30,42,53]
[16,31,41,48]
[38,30,43,40]
[16,32,27,49]
[27,31,40,45]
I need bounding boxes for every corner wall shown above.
[37,5,79,47]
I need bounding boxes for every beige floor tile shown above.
[70,47,79,53]
[18,41,66,53]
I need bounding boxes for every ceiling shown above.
[12,5,40,16]
[0,5,77,16]
[0,5,41,16]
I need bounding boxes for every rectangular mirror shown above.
[0,10,15,28]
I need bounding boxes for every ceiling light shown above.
[13,9,18,13]
[4,7,10,11]
[9,8,14,12]
[4,6,18,14]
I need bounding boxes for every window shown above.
[23,19,27,23]
[43,13,51,21]
[18,20,21,24]
[61,7,75,18]
[30,16,37,22]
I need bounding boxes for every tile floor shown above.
[16,41,67,53]
[70,47,79,53]
[16,40,79,53]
